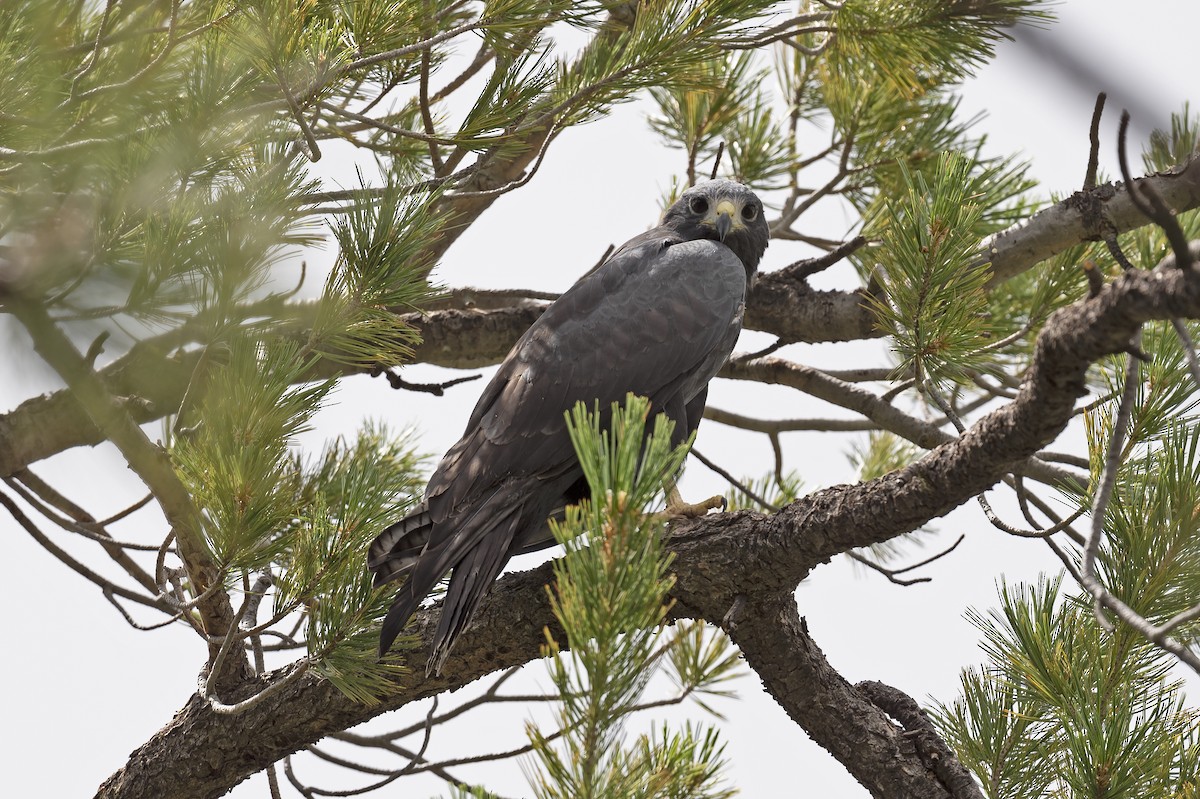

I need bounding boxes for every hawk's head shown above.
[662,179,770,276]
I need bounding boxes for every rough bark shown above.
[724,595,956,799]
[983,153,1200,284]
[95,257,1200,799]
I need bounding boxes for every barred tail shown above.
[376,485,529,672]
[367,501,433,588]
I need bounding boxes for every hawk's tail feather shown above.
[428,507,524,675]
[376,485,528,668]
[368,501,433,588]
[378,578,421,658]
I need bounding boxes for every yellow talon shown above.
[664,482,727,519]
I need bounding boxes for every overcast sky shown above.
[3,2,1197,797]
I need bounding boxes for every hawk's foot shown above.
[665,485,727,519]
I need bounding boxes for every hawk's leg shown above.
[660,389,726,518]
[664,476,727,519]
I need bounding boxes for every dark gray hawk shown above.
[368,179,770,673]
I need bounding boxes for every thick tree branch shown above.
[720,594,958,798]
[96,256,1200,799]
[856,680,985,799]
[983,151,1200,284]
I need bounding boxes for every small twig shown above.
[98,492,154,525]
[1073,388,1120,417]
[850,534,965,586]
[704,405,874,433]
[1034,450,1091,470]
[723,17,835,52]
[709,141,725,180]
[267,764,283,799]
[334,16,495,79]
[1115,113,1195,272]
[9,296,228,641]
[430,44,493,104]
[974,318,1036,355]
[1083,259,1106,297]
[1,489,170,612]
[300,165,478,206]
[278,72,321,162]
[1006,475,1086,546]
[84,330,110,367]
[1105,237,1136,271]
[722,356,1086,491]
[1139,181,1194,271]
[967,371,1017,400]
[202,642,313,716]
[889,534,965,576]
[68,0,118,96]
[316,100,477,147]
[925,381,1085,541]
[154,530,176,599]
[445,126,558,199]
[772,131,856,233]
[1083,92,1106,190]
[103,588,189,631]
[241,569,275,631]
[1012,475,1043,529]
[721,11,831,49]
[4,475,164,553]
[577,243,616,281]
[284,756,318,799]
[1082,329,1143,632]
[777,235,868,281]
[740,338,786,360]
[848,552,931,586]
[821,367,896,382]
[921,380,965,433]
[769,432,786,488]
[880,379,916,404]
[65,0,184,108]
[335,667,546,746]
[326,684,704,794]
[370,367,481,396]
[977,490,1087,539]
[418,48,443,174]
[1116,110,1193,270]
[690,448,779,512]
[1123,343,1151,362]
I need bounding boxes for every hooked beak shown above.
[715,211,733,241]
[713,199,738,242]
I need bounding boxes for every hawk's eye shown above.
[688,196,709,215]
[741,203,758,221]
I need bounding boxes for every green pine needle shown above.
[528,395,739,799]
[867,151,998,387]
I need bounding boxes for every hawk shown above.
[368,179,770,673]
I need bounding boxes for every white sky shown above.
[2,1,1197,797]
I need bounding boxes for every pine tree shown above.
[3,2,1200,798]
